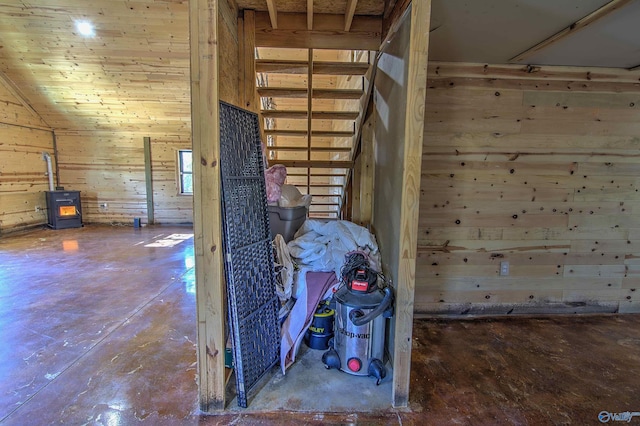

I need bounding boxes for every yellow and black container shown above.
[304,300,335,350]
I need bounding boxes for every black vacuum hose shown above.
[349,286,394,326]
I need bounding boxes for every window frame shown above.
[177,149,193,195]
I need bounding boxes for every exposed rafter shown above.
[255,12,382,50]
[266,0,278,29]
[510,0,634,63]
[345,0,358,31]
[307,0,313,30]
[0,70,49,128]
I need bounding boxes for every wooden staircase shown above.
[256,48,371,218]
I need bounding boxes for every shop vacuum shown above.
[322,253,394,385]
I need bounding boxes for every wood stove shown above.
[46,190,83,229]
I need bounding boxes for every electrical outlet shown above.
[500,261,509,276]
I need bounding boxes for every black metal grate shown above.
[219,101,280,408]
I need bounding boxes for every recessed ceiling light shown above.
[75,20,95,37]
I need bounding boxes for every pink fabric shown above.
[280,271,339,372]
[265,164,287,203]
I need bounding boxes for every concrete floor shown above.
[1,225,639,425]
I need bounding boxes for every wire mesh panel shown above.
[219,101,280,408]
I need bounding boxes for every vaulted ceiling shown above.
[1,0,638,218]
[1,0,638,133]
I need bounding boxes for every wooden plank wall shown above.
[0,80,54,233]
[55,131,191,224]
[371,2,430,407]
[418,63,640,315]
[51,0,239,226]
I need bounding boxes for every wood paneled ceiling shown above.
[1,0,638,219]
[0,0,636,134]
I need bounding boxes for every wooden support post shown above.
[190,0,226,412]
[391,1,430,408]
[242,10,258,112]
[307,0,313,29]
[143,136,154,225]
[307,48,313,196]
[359,117,374,226]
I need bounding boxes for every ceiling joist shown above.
[510,0,635,63]
[255,12,382,50]
[0,71,50,128]
[345,0,358,31]
[266,0,278,29]
[307,0,313,30]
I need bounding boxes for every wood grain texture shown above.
[190,0,227,412]
[418,62,640,315]
[0,82,53,233]
[510,0,635,63]
[255,12,382,50]
[371,1,430,408]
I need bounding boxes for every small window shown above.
[178,150,193,195]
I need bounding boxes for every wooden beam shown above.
[307,0,313,30]
[258,87,308,98]
[266,146,352,152]
[313,88,363,99]
[287,172,347,177]
[255,12,382,50]
[260,110,308,119]
[359,117,374,226]
[256,60,308,74]
[242,10,258,112]
[0,70,49,128]
[428,61,640,84]
[143,137,154,225]
[510,0,634,63]
[258,87,363,99]
[383,0,410,39]
[345,0,358,31]
[311,110,359,120]
[261,110,361,120]
[256,60,369,75]
[266,0,278,29]
[391,0,431,408]
[307,48,313,195]
[190,0,226,412]
[314,61,370,75]
[264,129,354,137]
[275,160,353,168]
